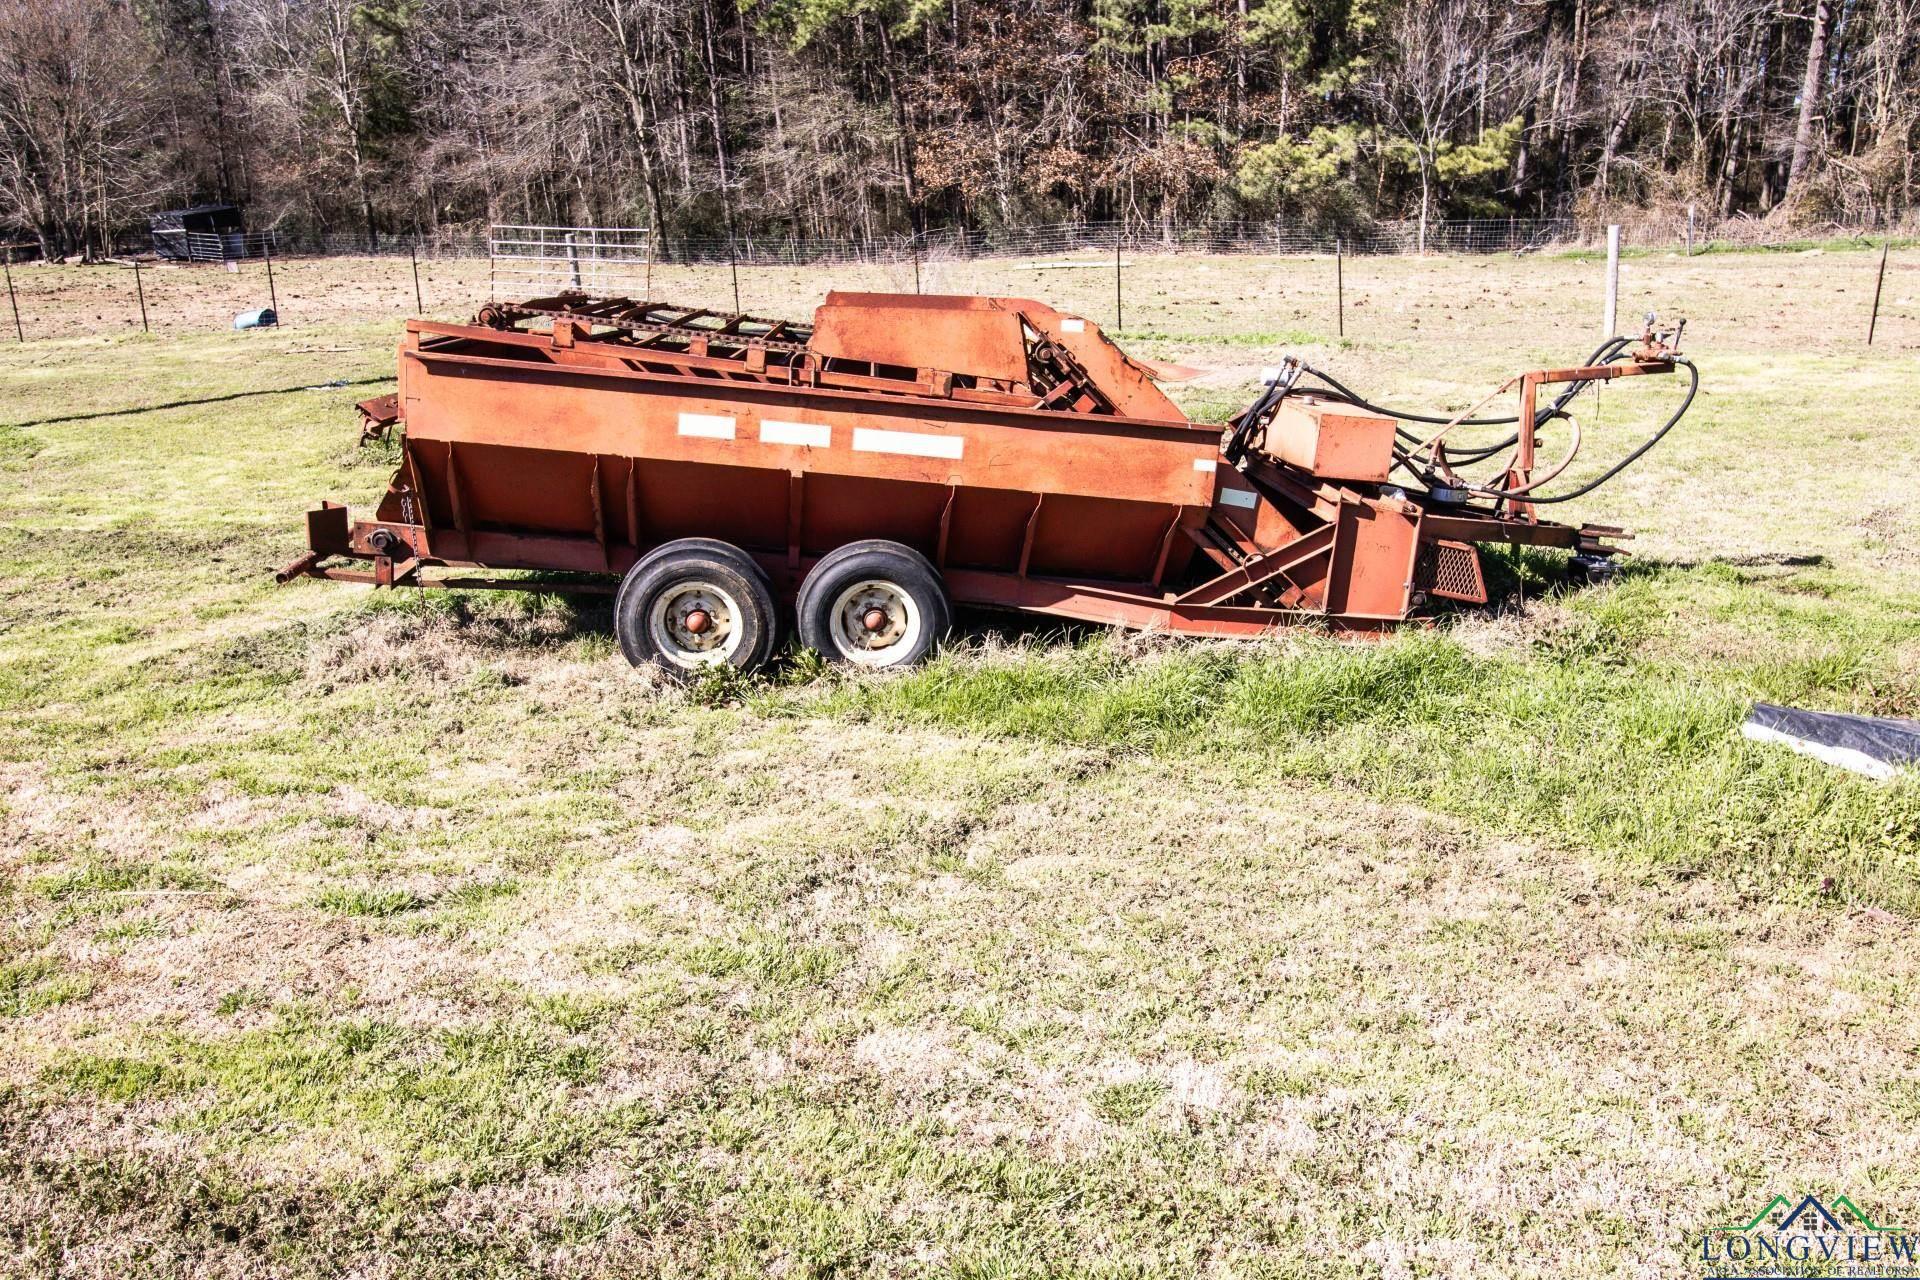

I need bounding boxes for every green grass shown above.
[1,958,93,1017]
[2,252,1918,1276]
[312,885,429,917]
[804,572,1920,911]
[42,1010,634,1179]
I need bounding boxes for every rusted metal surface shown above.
[279,292,1691,644]
[355,393,401,443]
[1262,396,1397,483]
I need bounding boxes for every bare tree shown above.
[6,0,1916,259]
[1788,0,1835,197]
[1360,0,1526,251]
[0,0,166,258]
[226,0,410,247]
[1640,0,1775,212]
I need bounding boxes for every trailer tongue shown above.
[280,292,1693,673]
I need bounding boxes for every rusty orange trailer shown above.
[279,292,1692,673]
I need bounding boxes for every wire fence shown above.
[16,210,1909,268]
[151,229,280,263]
[2,211,1914,345]
[251,212,1918,265]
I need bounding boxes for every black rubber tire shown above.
[633,537,771,587]
[616,537,770,620]
[614,546,780,677]
[796,540,950,670]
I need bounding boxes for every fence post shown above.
[3,256,20,343]
[409,243,424,313]
[565,232,582,289]
[912,235,922,295]
[263,240,280,323]
[133,259,149,333]
[1602,224,1620,337]
[1686,204,1696,257]
[1335,237,1344,338]
[1868,240,1890,346]
[1114,225,1123,331]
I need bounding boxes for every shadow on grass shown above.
[369,546,1846,684]
[1476,546,1832,608]
[1620,552,1831,574]
[505,557,1610,670]
[5,375,394,429]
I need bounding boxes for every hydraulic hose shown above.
[1299,335,1633,447]
[1233,337,1689,505]
[1505,355,1698,504]
[1382,353,1696,504]
[1224,356,1302,465]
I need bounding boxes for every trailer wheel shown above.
[615,547,779,677]
[628,538,772,590]
[797,541,950,669]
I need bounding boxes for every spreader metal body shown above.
[282,292,1683,637]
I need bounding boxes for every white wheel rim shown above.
[827,579,922,667]
[647,579,745,669]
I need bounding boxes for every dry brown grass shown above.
[7,728,1917,1275]
[3,247,1918,1276]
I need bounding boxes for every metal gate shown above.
[487,225,654,300]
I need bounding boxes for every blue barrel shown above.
[233,307,278,330]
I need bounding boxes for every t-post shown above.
[1868,240,1890,346]
[1335,237,1345,338]
[263,238,280,322]
[3,256,20,342]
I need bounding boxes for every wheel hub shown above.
[823,576,926,668]
[839,587,907,651]
[649,581,739,665]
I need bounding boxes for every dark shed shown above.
[149,205,251,260]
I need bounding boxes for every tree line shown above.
[2,0,1915,260]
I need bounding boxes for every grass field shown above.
[3,246,1919,1278]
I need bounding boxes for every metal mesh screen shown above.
[1417,540,1488,603]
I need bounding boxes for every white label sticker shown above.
[1061,317,1086,333]
[677,412,735,440]
[1219,487,1260,510]
[1193,457,1217,472]
[760,419,831,448]
[852,427,964,460]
